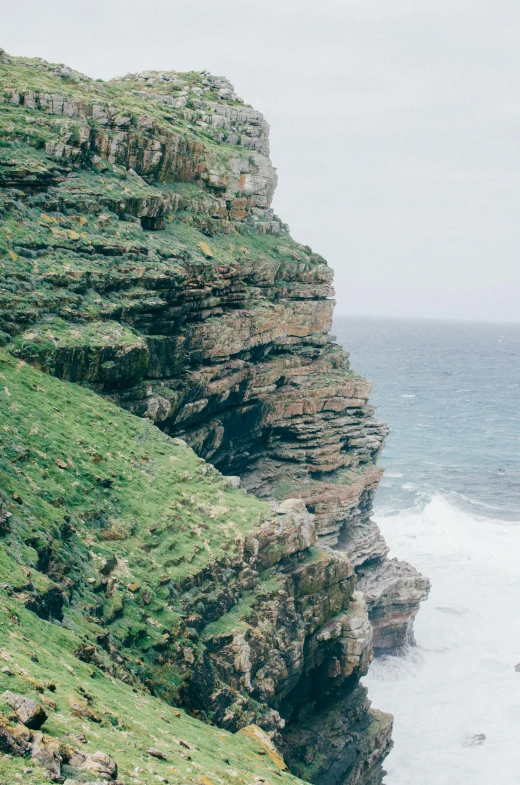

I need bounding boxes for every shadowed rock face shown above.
[0,52,429,785]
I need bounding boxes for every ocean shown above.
[333,316,520,785]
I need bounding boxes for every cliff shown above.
[0,49,429,785]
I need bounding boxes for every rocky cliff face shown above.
[0,49,429,785]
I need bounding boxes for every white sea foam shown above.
[364,494,520,785]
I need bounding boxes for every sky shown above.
[1,0,519,320]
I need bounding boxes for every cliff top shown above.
[0,49,331,349]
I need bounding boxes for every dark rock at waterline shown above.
[462,732,486,747]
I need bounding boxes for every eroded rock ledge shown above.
[0,51,430,785]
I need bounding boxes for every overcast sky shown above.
[2,0,519,320]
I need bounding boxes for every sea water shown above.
[334,316,520,785]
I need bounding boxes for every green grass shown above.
[0,342,325,785]
[12,317,146,351]
[0,350,273,699]
[0,351,311,782]
[0,348,266,578]
[0,592,303,785]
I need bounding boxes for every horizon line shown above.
[333,313,520,325]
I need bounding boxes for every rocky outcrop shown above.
[0,52,430,785]
[182,504,373,738]
[281,690,393,785]
[0,708,118,782]
[357,558,431,653]
[2,691,47,729]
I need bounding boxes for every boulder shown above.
[147,746,168,760]
[0,713,32,755]
[2,691,47,729]
[0,503,12,535]
[223,475,241,489]
[80,750,118,780]
[31,732,64,780]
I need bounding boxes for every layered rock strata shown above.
[0,51,430,784]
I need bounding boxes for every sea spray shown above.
[365,495,520,785]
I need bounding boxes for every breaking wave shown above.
[364,494,520,785]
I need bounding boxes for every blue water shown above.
[333,316,520,785]
[334,316,520,519]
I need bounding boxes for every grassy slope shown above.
[0,348,266,581]
[0,597,299,785]
[0,351,300,783]
[0,348,272,691]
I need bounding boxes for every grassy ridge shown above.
[0,351,303,783]
[0,349,273,699]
